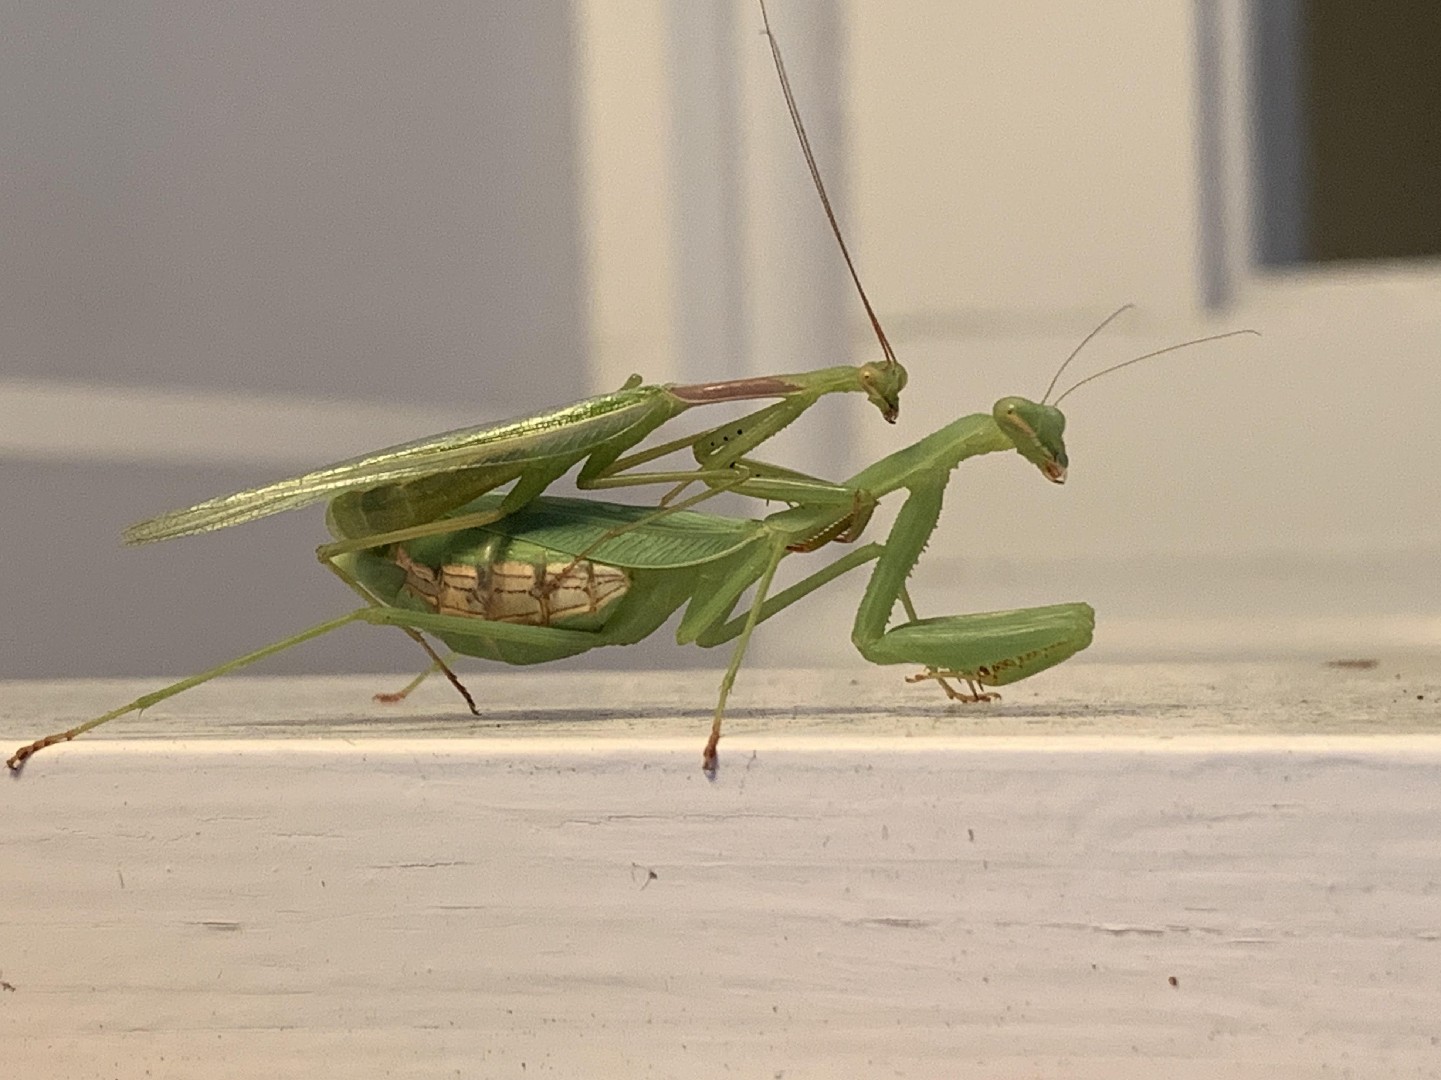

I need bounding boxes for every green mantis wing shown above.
[122,384,675,545]
[408,493,766,571]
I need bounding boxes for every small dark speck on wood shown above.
[1325,658,1379,670]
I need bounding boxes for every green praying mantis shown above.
[4,1,1256,773]
[117,0,904,559]
[5,320,1253,774]
[6,0,900,771]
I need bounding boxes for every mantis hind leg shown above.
[7,610,371,771]
[320,554,478,715]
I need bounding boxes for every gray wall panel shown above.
[1,2,584,408]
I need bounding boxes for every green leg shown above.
[688,544,884,775]
[682,541,885,776]
[373,657,449,704]
[591,394,821,502]
[850,482,1095,692]
[894,583,979,700]
[316,464,566,558]
[7,610,370,771]
[850,482,946,655]
[7,594,683,771]
[320,555,478,715]
[695,543,885,646]
[687,395,822,470]
[701,542,787,777]
[534,467,768,597]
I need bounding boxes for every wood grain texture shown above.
[3,663,1439,1078]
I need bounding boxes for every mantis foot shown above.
[905,669,1002,703]
[7,731,75,772]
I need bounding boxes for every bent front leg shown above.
[849,481,1094,693]
[867,603,1095,694]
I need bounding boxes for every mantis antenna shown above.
[1051,329,1261,407]
[1039,304,1135,404]
[758,0,898,370]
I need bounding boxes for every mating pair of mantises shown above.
[6,2,1254,774]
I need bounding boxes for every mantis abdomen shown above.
[391,545,629,628]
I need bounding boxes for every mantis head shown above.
[859,360,907,423]
[1019,306,1258,484]
[994,397,1068,484]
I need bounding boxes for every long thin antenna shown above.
[1051,329,1260,406]
[758,0,897,368]
[1040,304,1134,404]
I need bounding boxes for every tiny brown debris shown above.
[1168,975,1179,988]
[1324,658,1379,670]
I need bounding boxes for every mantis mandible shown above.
[7,323,1255,774]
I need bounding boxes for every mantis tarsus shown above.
[7,325,1255,774]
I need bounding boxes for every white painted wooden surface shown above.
[4,661,1440,1078]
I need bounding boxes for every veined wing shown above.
[461,494,764,570]
[123,385,670,545]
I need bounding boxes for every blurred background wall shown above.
[2,0,1437,679]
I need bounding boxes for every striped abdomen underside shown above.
[393,548,628,626]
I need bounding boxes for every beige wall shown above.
[850,1,1200,319]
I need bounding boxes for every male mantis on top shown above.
[6,317,1256,773]
[113,0,905,702]
[124,0,901,548]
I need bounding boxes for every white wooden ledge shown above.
[3,660,1440,1078]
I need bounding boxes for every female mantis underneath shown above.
[7,327,1253,774]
